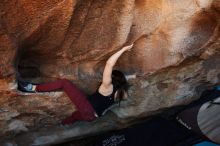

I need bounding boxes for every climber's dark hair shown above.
[111,70,129,105]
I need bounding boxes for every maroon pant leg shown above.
[36,79,96,122]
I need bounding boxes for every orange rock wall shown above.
[0,0,220,145]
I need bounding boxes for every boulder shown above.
[0,0,220,145]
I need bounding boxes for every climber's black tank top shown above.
[87,85,117,117]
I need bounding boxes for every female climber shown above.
[17,44,133,125]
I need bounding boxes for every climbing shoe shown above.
[17,80,36,93]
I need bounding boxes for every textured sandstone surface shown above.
[0,0,220,145]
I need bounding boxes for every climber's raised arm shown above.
[99,44,133,93]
